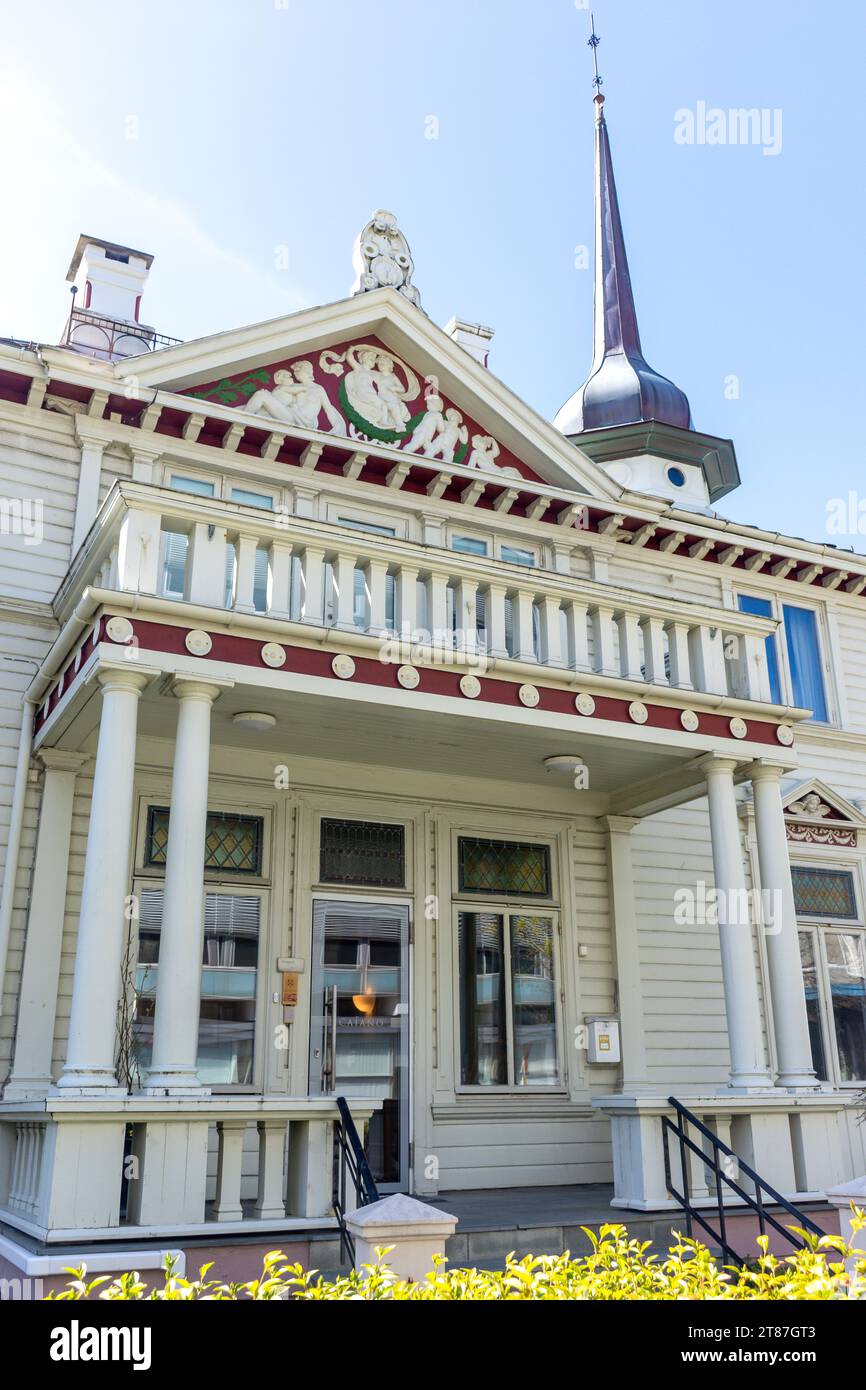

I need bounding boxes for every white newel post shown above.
[750,761,819,1090]
[146,677,226,1093]
[702,755,773,1091]
[58,666,156,1090]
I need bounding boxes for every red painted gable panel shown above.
[180,335,543,484]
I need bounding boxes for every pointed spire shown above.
[555,42,693,437]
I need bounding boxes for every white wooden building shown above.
[0,94,864,1283]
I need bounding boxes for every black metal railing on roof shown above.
[62,306,182,360]
[662,1095,824,1266]
[333,1095,379,1265]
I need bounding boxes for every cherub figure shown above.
[244,362,345,434]
[404,395,446,454]
[426,408,468,464]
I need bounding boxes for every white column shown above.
[615,610,643,681]
[665,621,693,690]
[750,761,819,1090]
[564,600,590,672]
[702,756,773,1091]
[72,434,104,554]
[146,678,224,1093]
[300,545,325,625]
[396,564,419,642]
[58,667,154,1091]
[5,752,87,1100]
[366,559,389,634]
[590,604,617,676]
[485,584,509,659]
[333,553,357,630]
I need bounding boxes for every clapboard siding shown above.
[631,801,769,1091]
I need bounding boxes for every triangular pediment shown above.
[781,778,866,826]
[118,288,621,499]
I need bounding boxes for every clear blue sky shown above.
[1,0,864,544]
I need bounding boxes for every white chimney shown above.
[444,316,494,368]
[63,235,155,360]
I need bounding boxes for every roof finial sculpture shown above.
[554,17,693,436]
[352,210,422,310]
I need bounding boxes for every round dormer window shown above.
[666,466,687,488]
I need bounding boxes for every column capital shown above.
[697,753,745,779]
[601,815,641,835]
[35,749,89,774]
[168,674,234,703]
[91,662,162,695]
[747,758,798,784]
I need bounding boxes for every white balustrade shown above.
[85,489,783,707]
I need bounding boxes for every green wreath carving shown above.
[338,379,469,465]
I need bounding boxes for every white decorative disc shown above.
[680,708,700,732]
[575,692,596,716]
[332,654,356,680]
[106,615,134,644]
[185,629,212,657]
[628,701,649,725]
[776,723,795,746]
[397,665,420,689]
[519,684,540,708]
[261,642,287,669]
[729,716,748,740]
[460,674,481,699]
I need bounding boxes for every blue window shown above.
[231,487,274,509]
[737,594,782,704]
[782,604,828,721]
[452,535,488,556]
[500,545,536,567]
[169,474,215,497]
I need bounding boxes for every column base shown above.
[2,1076,52,1102]
[54,1069,129,1097]
[777,1074,822,1092]
[717,1082,777,1096]
[144,1075,211,1098]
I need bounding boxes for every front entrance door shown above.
[309,899,410,1190]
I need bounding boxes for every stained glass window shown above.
[791,867,858,920]
[145,807,263,875]
[319,819,405,887]
[458,837,551,897]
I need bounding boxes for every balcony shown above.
[57,482,788,710]
[32,481,804,812]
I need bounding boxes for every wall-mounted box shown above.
[585,1017,620,1064]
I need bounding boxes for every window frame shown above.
[130,876,269,1094]
[453,903,564,1093]
[450,828,563,1094]
[736,589,833,723]
[794,857,866,1088]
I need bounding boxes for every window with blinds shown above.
[133,887,261,1086]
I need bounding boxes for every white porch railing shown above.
[60,483,784,707]
[0,1096,379,1239]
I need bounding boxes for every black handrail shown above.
[333,1096,380,1265]
[662,1095,824,1266]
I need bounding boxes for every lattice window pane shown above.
[319,819,405,887]
[145,807,263,874]
[792,867,859,920]
[458,837,551,897]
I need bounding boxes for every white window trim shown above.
[737,588,835,724]
[326,500,408,539]
[794,855,866,1088]
[452,901,565,1094]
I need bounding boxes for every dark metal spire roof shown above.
[555,92,693,437]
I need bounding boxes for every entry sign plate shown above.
[282,972,299,1007]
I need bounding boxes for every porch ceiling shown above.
[55,674,702,797]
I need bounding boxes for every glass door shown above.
[309,899,410,1190]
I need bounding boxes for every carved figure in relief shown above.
[467,432,522,478]
[243,361,346,433]
[321,343,421,432]
[425,408,468,464]
[403,395,447,455]
[787,793,832,819]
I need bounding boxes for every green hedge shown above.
[48,1217,866,1301]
